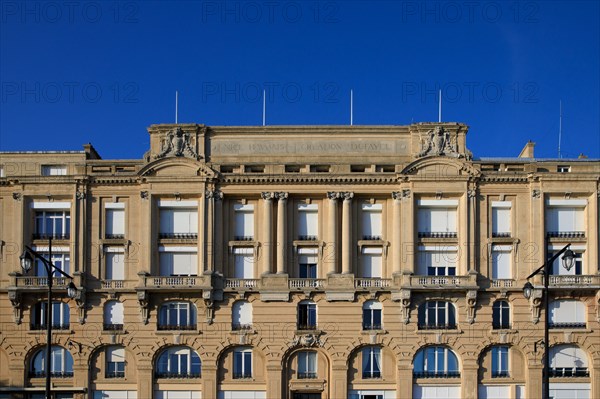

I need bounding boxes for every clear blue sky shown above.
[1,0,599,160]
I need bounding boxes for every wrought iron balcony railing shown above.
[549,367,589,377]
[157,323,197,331]
[104,323,124,331]
[549,322,586,329]
[29,371,74,378]
[298,372,318,379]
[297,323,318,331]
[362,323,383,331]
[159,233,198,239]
[105,371,125,378]
[418,232,457,238]
[413,371,461,378]
[297,235,318,241]
[233,372,252,379]
[155,371,201,379]
[417,323,457,330]
[31,323,69,331]
[105,233,125,239]
[33,233,70,240]
[234,236,254,241]
[362,371,381,379]
[546,231,585,238]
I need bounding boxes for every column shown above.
[276,192,288,274]
[213,192,223,273]
[397,358,413,399]
[330,362,348,399]
[266,363,283,399]
[341,192,354,274]
[261,192,274,274]
[462,360,479,399]
[198,189,206,272]
[136,363,153,399]
[205,190,215,272]
[202,363,218,399]
[392,192,402,274]
[326,192,339,274]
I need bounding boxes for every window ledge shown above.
[360,329,386,335]
[228,240,259,247]
[416,328,462,335]
[28,329,73,335]
[155,330,200,335]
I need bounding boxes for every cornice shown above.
[222,174,398,185]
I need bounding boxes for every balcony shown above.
[355,278,392,289]
[490,279,515,288]
[492,322,511,330]
[157,323,197,331]
[289,278,325,290]
[234,235,254,241]
[549,275,600,288]
[492,371,510,378]
[403,273,478,290]
[140,274,210,290]
[362,235,382,240]
[102,280,124,289]
[105,234,125,239]
[549,367,589,377]
[491,232,511,238]
[297,235,318,241]
[224,278,259,290]
[418,232,457,239]
[155,371,201,379]
[33,233,70,240]
[413,371,460,379]
[547,231,585,239]
[297,324,318,331]
[15,276,69,288]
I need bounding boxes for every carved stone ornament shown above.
[292,332,324,348]
[140,191,149,200]
[327,191,340,200]
[261,192,275,200]
[532,189,541,199]
[417,126,462,158]
[75,290,86,324]
[466,290,477,324]
[341,192,354,201]
[275,192,289,200]
[528,288,543,324]
[8,290,22,324]
[205,189,223,200]
[154,127,199,160]
[137,290,150,325]
[75,191,85,200]
[595,291,600,323]
[12,192,22,201]
[399,289,411,324]
[467,189,477,199]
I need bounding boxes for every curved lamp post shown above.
[20,238,77,399]
[522,243,574,399]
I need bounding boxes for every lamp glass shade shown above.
[561,249,575,271]
[20,251,33,273]
[67,282,77,299]
[523,282,534,299]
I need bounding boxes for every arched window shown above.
[105,346,125,378]
[30,346,73,378]
[155,346,201,378]
[297,351,317,379]
[549,300,586,329]
[158,301,196,330]
[362,346,381,379]
[104,300,124,331]
[550,345,589,377]
[297,300,317,330]
[31,301,70,330]
[362,300,382,330]
[232,300,253,331]
[492,300,510,329]
[414,346,460,378]
[418,301,456,330]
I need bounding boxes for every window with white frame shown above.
[546,199,586,238]
[491,245,512,280]
[297,300,317,330]
[31,301,69,330]
[491,346,509,377]
[155,346,201,378]
[298,247,318,279]
[104,300,124,330]
[31,346,73,377]
[158,200,198,239]
[418,301,456,330]
[105,203,125,239]
[550,246,584,275]
[361,247,383,278]
[414,346,460,378]
[159,247,197,276]
[361,203,382,240]
[158,301,196,330]
[362,346,381,379]
[491,201,511,237]
[34,248,70,278]
[234,204,254,240]
[297,203,318,240]
[232,300,253,330]
[297,351,317,379]
[363,300,383,330]
[492,300,510,329]
[41,165,67,176]
[418,246,457,276]
[417,200,457,238]
[106,346,125,378]
[33,202,71,240]
[105,249,125,281]
[233,347,252,379]
[549,300,586,329]
[550,345,589,377]
[233,247,255,279]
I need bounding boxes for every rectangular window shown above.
[233,349,252,379]
[106,347,125,378]
[418,246,457,276]
[491,346,509,377]
[34,250,70,278]
[234,204,254,240]
[34,210,71,240]
[297,351,317,379]
[491,246,512,280]
[41,165,67,176]
[297,204,318,240]
[417,200,458,238]
[491,201,511,237]
[298,248,318,278]
[32,302,69,330]
[362,347,381,379]
[105,251,125,281]
[361,247,383,278]
[105,203,125,239]
[550,248,584,275]
[557,165,571,173]
[297,303,317,330]
[361,203,382,240]
[158,200,198,239]
[546,199,586,238]
[233,247,255,279]
[159,248,197,276]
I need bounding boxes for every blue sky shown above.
[1,0,599,160]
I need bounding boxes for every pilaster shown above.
[276,192,288,274]
[262,192,274,274]
[326,192,339,275]
[341,192,354,274]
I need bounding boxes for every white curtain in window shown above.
[106,207,125,235]
[361,203,382,237]
[491,201,511,235]
[159,248,197,276]
[297,204,318,237]
[491,246,512,279]
[233,247,255,278]
[546,200,585,232]
[104,301,124,325]
[362,247,382,278]
[417,246,458,274]
[550,300,585,324]
[160,208,198,234]
[107,347,125,363]
[106,252,125,280]
[417,205,457,233]
[233,301,253,325]
[234,204,254,238]
[550,345,588,368]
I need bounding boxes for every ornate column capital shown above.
[275,192,288,200]
[341,192,354,201]
[205,189,223,200]
[327,191,340,200]
[261,191,275,201]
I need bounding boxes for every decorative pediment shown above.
[139,157,218,178]
[401,156,480,177]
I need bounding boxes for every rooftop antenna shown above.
[175,90,178,124]
[558,100,562,158]
[350,89,353,126]
[438,89,442,123]
[262,89,266,126]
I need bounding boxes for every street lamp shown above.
[522,243,574,399]
[20,238,78,399]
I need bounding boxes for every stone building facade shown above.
[0,122,598,399]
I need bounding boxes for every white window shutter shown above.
[105,301,124,324]
[492,250,511,279]
[106,209,125,235]
[160,209,174,234]
[106,253,125,280]
[492,207,511,235]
